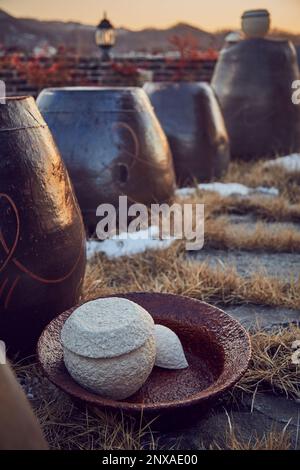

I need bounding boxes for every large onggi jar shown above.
[296,45,300,69]
[212,38,300,160]
[144,82,230,186]
[37,87,176,233]
[0,97,86,357]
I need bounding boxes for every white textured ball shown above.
[61,297,156,399]
[64,336,156,400]
[154,325,188,370]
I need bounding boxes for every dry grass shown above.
[237,325,300,400]
[14,324,299,450]
[211,428,292,450]
[198,191,300,224]
[13,158,300,450]
[177,160,300,226]
[83,246,300,309]
[172,161,300,252]
[15,362,162,451]
[223,160,300,203]
[205,216,300,252]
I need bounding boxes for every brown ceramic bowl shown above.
[37,293,251,413]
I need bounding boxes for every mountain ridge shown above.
[0,8,299,55]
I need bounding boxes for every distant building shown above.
[33,43,57,57]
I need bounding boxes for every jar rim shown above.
[242,9,270,19]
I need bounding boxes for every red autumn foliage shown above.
[166,34,218,81]
[8,50,72,89]
[111,62,139,77]
[198,48,219,60]
[169,34,200,61]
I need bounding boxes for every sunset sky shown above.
[1,0,299,33]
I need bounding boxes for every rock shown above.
[227,214,258,225]
[159,395,300,449]
[154,325,188,370]
[156,404,274,449]
[226,219,300,236]
[191,249,300,281]
[248,393,300,427]
[228,214,300,231]
[61,297,156,399]
[224,304,300,331]
[181,409,283,449]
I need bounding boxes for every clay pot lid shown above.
[38,293,251,413]
[0,96,46,131]
[41,86,139,92]
[242,9,270,18]
[60,297,154,358]
[37,87,149,113]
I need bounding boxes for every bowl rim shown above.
[37,292,252,412]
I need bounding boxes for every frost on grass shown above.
[175,182,279,199]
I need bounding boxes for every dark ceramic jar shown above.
[296,45,300,69]
[144,82,230,186]
[0,97,86,357]
[37,87,176,232]
[212,38,300,160]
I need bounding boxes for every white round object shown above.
[61,297,154,358]
[63,336,156,400]
[154,325,188,370]
[241,9,270,38]
[292,340,300,350]
[225,31,244,46]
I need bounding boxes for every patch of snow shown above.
[200,182,251,197]
[176,182,279,198]
[254,186,279,197]
[87,226,176,260]
[264,153,300,173]
[175,187,197,198]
